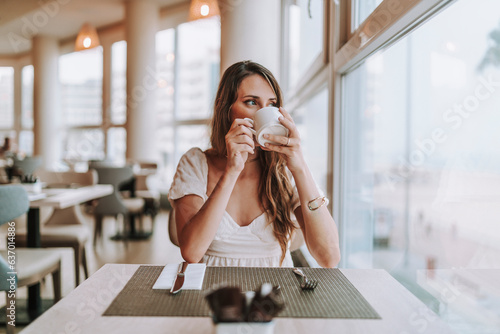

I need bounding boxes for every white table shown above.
[29,185,114,210]
[417,268,500,332]
[25,185,113,317]
[21,264,456,334]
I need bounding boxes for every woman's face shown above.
[230,74,277,122]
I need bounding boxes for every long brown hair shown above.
[210,61,296,265]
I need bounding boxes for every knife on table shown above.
[170,261,188,294]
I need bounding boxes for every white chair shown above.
[0,185,61,334]
[134,172,160,233]
[92,166,145,244]
[12,155,43,181]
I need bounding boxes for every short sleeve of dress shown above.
[168,148,208,205]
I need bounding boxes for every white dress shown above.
[168,148,300,267]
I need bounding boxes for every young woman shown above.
[168,60,340,267]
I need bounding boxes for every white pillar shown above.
[220,0,281,76]
[125,0,158,162]
[32,35,61,170]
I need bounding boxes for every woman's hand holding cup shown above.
[225,118,255,174]
[243,106,288,147]
[261,107,305,173]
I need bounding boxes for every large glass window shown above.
[18,131,33,156]
[341,0,500,333]
[156,19,219,188]
[175,125,210,163]
[64,128,105,162]
[353,0,383,30]
[20,65,34,156]
[288,0,325,89]
[0,67,14,129]
[294,87,329,192]
[60,48,103,163]
[107,127,126,165]
[111,41,127,125]
[176,18,220,120]
[59,48,103,126]
[156,29,175,124]
[22,65,34,129]
[156,28,176,184]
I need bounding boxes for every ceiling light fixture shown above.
[75,22,100,52]
[188,0,220,21]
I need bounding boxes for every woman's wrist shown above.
[287,155,307,175]
[221,167,241,184]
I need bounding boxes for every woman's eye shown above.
[245,100,257,106]
[269,102,277,107]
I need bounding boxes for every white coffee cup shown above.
[244,106,289,146]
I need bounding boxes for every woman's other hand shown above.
[225,118,255,174]
[262,107,305,173]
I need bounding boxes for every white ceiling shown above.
[0,0,187,56]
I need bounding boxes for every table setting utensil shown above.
[170,261,188,294]
[292,268,318,290]
[152,262,206,291]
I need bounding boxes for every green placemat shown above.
[103,266,380,319]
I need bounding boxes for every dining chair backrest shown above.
[88,160,119,169]
[0,185,29,290]
[125,160,158,170]
[135,173,150,191]
[0,185,29,225]
[37,169,98,187]
[138,161,157,170]
[13,155,43,177]
[92,166,134,215]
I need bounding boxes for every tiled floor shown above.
[0,209,182,333]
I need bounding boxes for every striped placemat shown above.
[103,266,380,319]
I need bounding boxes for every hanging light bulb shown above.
[75,22,100,52]
[188,0,220,21]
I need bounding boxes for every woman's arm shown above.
[292,164,340,268]
[262,107,340,268]
[174,118,255,263]
[174,171,239,263]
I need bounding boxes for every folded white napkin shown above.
[152,263,207,290]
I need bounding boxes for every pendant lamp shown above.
[75,22,100,51]
[188,0,220,21]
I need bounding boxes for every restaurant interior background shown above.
[1,0,499,333]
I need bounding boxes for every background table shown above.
[21,264,456,334]
[26,185,113,318]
